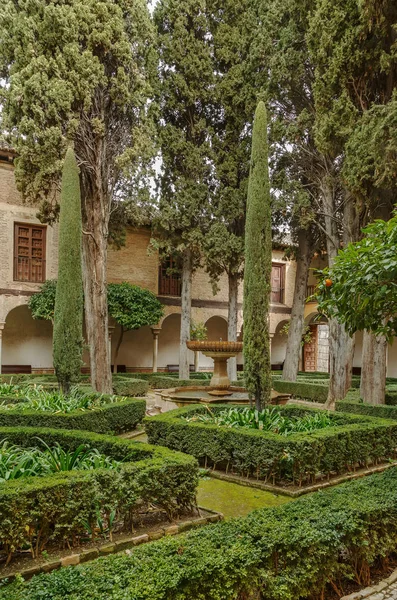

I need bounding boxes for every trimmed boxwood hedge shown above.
[0,397,146,434]
[112,377,149,397]
[272,378,362,403]
[0,427,198,561]
[3,467,397,600]
[114,374,210,389]
[336,398,397,420]
[272,378,329,402]
[146,404,397,486]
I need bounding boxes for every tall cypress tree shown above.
[153,0,214,379]
[53,148,83,393]
[243,101,272,410]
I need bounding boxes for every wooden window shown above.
[271,263,285,303]
[158,256,182,296]
[14,223,46,283]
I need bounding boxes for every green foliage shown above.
[190,321,207,341]
[0,439,121,483]
[316,214,397,338]
[146,404,397,486]
[107,283,164,331]
[183,405,334,435]
[0,428,198,561]
[307,0,397,206]
[112,377,149,397]
[4,468,397,599]
[0,396,146,434]
[28,280,57,322]
[53,148,83,392]
[0,0,154,219]
[273,379,329,403]
[202,0,257,284]
[243,102,272,409]
[0,386,128,413]
[336,399,397,420]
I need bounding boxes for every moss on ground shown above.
[197,477,291,518]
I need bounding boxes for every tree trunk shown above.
[360,330,388,405]
[113,325,124,374]
[179,248,192,380]
[358,200,392,405]
[321,177,356,408]
[227,272,239,382]
[82,192,112,394]
[282,230,313,382]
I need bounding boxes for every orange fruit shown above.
[325,278,333,288]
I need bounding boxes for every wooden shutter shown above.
[271,264,285,303]
[158,256,182,296]
[14,223,46,283]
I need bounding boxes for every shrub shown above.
[146,404,397,486]
[3,468,397,600]
[0,397,146,434]
[112,377,149,397]
[336,398,397,420]
[0,427,198,562]
[272,379,329,402]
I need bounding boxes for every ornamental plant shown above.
[243,101,272,410]
[316,214,397,339]
[107,283,164,370]
[53,149,84,393]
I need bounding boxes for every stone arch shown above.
[199,315,229,370]
[204,315,228,341]
[2,304,53,372]
[271,318,290,370]
[157,313,189,371]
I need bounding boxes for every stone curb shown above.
[341,568,397,599]
[209,461,397,498]
[0,507,223,584]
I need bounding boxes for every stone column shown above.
[108,325,115,372]
[0,323,5,375]
[269,333,275,367]
[151,327,162,373]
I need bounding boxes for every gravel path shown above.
[341,571,397,599]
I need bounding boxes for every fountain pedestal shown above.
[186,341,243,390]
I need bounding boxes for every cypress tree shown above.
[53,148,83,393]
[243,101,272,410]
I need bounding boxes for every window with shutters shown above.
[158,256,182,296]
[14,223,46,283]
[271,263,285,303]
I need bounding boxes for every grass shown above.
[197,477,291,518]
[183,406,335,435]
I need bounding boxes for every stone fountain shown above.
[154,339,290,408]
[186,340,242,391]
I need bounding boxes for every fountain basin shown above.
[158,386,289,408]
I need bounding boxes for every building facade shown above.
[1,149,396,375]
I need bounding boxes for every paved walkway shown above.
[341,569,397,599]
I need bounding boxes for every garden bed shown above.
[0,384,146,433]
[0,427,198,565]
[2,467,397,600]
[145,404,397,487]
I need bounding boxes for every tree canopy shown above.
[316,214,397,340]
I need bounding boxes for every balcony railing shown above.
[306,285,317,302]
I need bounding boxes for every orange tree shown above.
[316,214,397,340]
